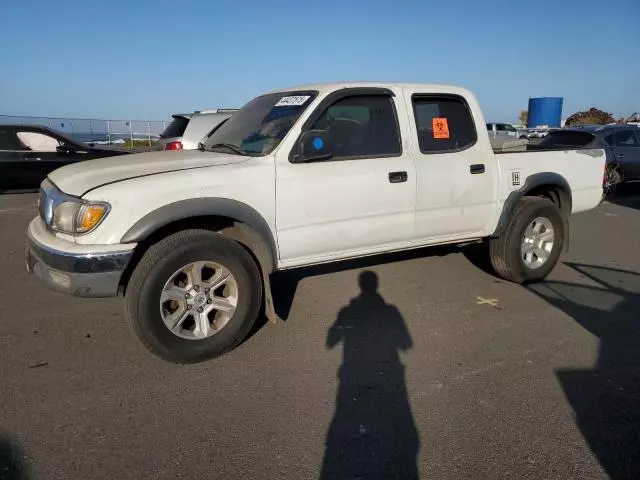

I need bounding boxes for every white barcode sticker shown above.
[275,95,311,107]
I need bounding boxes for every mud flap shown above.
[262,267,280,324]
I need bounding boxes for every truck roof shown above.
[266,82,472,97]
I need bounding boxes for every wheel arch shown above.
[492,172,572,238]
[119,199,278,294]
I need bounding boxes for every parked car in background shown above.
[158,109,238,151]
[0,125,128,192]
[537,125,640,186]
[486,122,528,140]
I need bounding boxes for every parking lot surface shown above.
[1,192,639,479]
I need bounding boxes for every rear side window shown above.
[0,129,21,150]
[613,130,640,147]
[310,95,401,159]
[161,116,190,138]
[538,131,596,147]
[412,95,477,153]
[603,134,614,146]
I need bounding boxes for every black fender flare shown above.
[492,172,572,238]
[120,198,278,272]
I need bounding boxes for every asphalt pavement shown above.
[1,191,639,480]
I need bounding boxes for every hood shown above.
[48,150,249,196]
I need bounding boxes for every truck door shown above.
[275,88,417,265]
[403,89,497,240]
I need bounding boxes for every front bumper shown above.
[26,218,135,297]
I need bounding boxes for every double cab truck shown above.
[26,82,606,363]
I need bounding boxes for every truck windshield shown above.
[203,91,317,156]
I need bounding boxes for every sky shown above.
[1,0,638,123]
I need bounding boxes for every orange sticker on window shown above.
[432,117,450,139]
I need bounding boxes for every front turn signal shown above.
[77,204,109,233]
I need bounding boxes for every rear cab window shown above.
[412,95,477,153]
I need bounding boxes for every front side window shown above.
[16,131,61,152]
[412,95,477,153]
[203,91,317,156]
[614,130,639,147]
[310,95,401,159]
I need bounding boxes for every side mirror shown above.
[292,130,333,163]
[56,145,75,155]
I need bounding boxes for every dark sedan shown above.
[0,125,129,192]
[537,125,640,186]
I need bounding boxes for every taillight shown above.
[164,141,183,151]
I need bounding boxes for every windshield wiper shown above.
[208,143,247,155]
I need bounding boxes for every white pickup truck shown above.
[26,82,606,363]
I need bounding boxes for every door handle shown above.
[616,154,624,159]
[25,156,42,161]
[388,171,408,183]
[470,164,485,174]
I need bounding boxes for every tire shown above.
[489,197,564,284]
[606,166,623,187]
[125,229,263,363]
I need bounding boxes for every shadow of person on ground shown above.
[271,244,459,321]
[527,263,640,479]
[320,271,419,480]
[0,435,32,480]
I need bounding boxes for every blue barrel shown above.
[527,97,563,128]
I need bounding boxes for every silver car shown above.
[158,109,237,151]
[486,122,529,140]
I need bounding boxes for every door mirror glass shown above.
[293,130,334,162]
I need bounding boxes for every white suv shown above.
[158,109,237,151]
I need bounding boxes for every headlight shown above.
[52,200,110,234]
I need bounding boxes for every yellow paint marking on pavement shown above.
[476,296,499,307]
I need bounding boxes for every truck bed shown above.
[495,147,605,215]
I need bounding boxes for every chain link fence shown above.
[0,115,169,146]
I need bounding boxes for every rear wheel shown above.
[606,166,623,186]
[489,197,564,283]
[125,230,262,363]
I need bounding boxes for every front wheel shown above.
[125,230,263,363]
[489,197,565,283]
